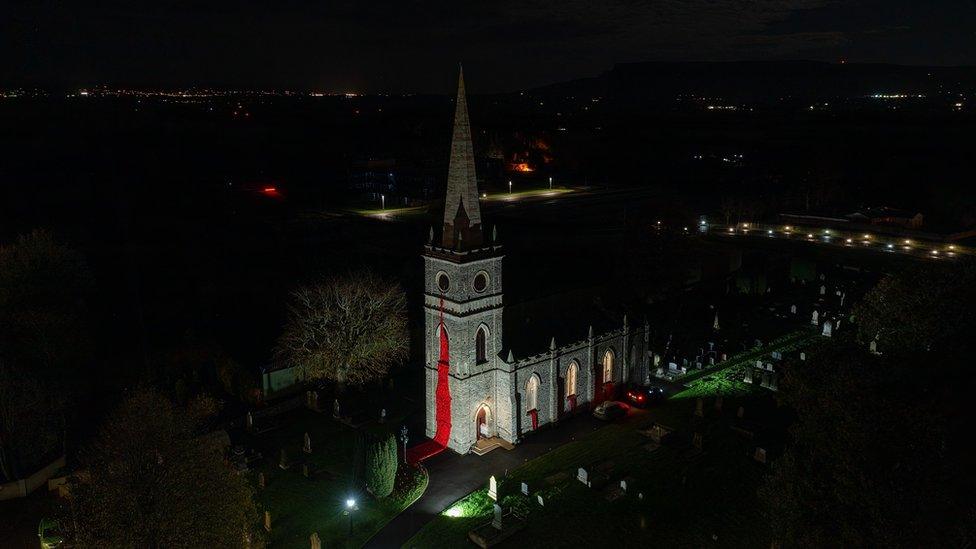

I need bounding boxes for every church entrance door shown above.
[476,405,489,439]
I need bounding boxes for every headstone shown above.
[333,399,340,418]
[820,285,826,295]
[693,432,703,449]
[835,318,842,331]
[714,396,723,412]
[310,532,321,549]
[279,449,289,470]
[721,353,727,362]
[771,351,782,360]
[668,362,678,372]
[488,475,498,500]
[246,412,254,430]
[264,510,272,532]
[840,292,846,307]
[303,432,312,454]
[822,320,833,337]
[811,310,819,325]
[492,503,503,529]
[694,399,704,417]
[755,359,763,369]
[302,463,311,478]
[521,482,528,496]
[577,467,589,486]
[709,356,715,365]
[638,492,644,501]
[754,447,767,464]
[790,304,797,314]
[619,479,628,493]
[537,494,545,506]
[737,406,745,419]
[380,408,386,423]
[869,339,878,354]
[258,472,266,489]
[800,352,806,361]
[743,369,753,384]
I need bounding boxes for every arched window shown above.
[602,349,615,384]
[475,326,488,364]
[565,361,578,397]
[526,375,539,411]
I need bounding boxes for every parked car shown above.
[592,400,626,421]
[625,385,666,408]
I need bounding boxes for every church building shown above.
[422,69,651,455]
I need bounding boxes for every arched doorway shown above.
[476,404,490,439]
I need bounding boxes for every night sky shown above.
[4,0,975,93]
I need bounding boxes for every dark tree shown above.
[364,432,398,498]
[69,389,258,547]
[762,263,976,547]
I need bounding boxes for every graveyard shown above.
[241,404,427,548]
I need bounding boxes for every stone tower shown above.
[423,68,509,453]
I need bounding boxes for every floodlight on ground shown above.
[346,498,356,509]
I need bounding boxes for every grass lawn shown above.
[247,408,427,548]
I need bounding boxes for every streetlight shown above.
[346,498,357,535]
[381,194,385,210]
[508,180,512,194]
[399,425,409,464]
[548,176,553,189]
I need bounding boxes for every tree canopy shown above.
[275,270,408,387]
[69,388,258,548]
[762,262,976,547]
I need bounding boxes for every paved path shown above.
[364,413,608,548]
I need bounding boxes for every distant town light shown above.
[728,228,734,233]
[767,230,773,234]
[846,238,853,243]
[887,244,894,249]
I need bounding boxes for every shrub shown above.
[364,432,397,498]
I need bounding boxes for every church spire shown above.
[441,65,483,249]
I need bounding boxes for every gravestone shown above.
[820,285,826,295]
[694,399,704,417]
[638,492,644,501]
[754,447,767,464]
[302,463,311,478]
[492,504,503,530]
[310,532,321,549]
[771,351,782,360]
[668,362,678,372]
[835,318,842,331]
[577,467,589,486]
[811,310,820,325]
[521,482,528,496]
[258,472,266,489]
[709,356,715,366]
[379,408,386,423]
[714,396,723,412]
[264,510,272,532]
[721,353,727,362]
[737,406,745,419]
[800,352,806,361]
[537,494,544,506]
[869,339,878,354]
[303,432,312,454]
[840,292,846,307]
[743,369,753,384]
[822,320,833,337]
[755,359,763,369]
[279,449,289,470]
[620,479,628,493]
[333,399,340,418]
[246,412,254,431]
[790,304,797,314]
[488,475,498,501]
[693,432,703,450]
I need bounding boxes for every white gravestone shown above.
[577,467,589,486]
[521,482,528,496]
[488,475,498,501]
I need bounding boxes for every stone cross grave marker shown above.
[310,532,321,549]
[521,482,528,496]
[577,467,589,486]
[488,475,498,500]
[303,432,312,454]
[492,504,503,530]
